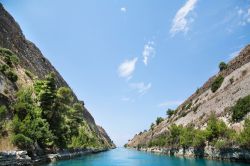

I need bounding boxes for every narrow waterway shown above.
[45,148,248,166]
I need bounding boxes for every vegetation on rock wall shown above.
[0,48,19,82]
[0,106,7,135]
[156,117,164,125]
[166,109,175,117]
[145,114,249,149]
[230,95,250,122]
[219,62,228,71]
[211,75,224,93]
[10,73,107,151]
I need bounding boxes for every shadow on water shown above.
[45,148,249,166]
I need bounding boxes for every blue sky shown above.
[1,0,250,146]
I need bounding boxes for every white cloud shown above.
[121,97,130,101]
[121,97,135,102]
[170,0,198,36]
[118,57,138,79]
[229,50,240,59]
[129,82,151,95]
[158,100,183,108]
[142,41,155,66]
[238,9,244,15]
[121,7,127,12]
[238,7,250,26]
[228,49,242,60]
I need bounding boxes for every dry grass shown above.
[0,136,17,151]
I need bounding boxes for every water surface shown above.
[45,148,248,166]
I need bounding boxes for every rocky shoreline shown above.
[0,148,113,166]
[129,146,250,163]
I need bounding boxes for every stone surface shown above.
[0,2,115,153]
[127,45,250,162]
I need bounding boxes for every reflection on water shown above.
[45,147,248,166]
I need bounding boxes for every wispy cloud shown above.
[118,57,138,79]
[170,0,198,36]
[158,100,183,108]
[142,41,155,66]
[121,7,127,13]
[129,82,151,95]
[228,50,241,60]
[121,97,135,102]
[237,7,250,26]
[121,97,130,101]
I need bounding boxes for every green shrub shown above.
[231,95,250,122]
[180,126,195,148]
[211,75,224,92]
[12,87,54,148]
[0,106,7,132]
[5,69,18,82]
[192,104,200,113]
[0,64,9,73]
[0,106,7,121]
[166,109,175,117]
[25,70,34,79]
[156,117,164,125]
[196,88,200,94]
[219,62,227,71]
[0,64,18,82]
[148,134,166,147]
[214,139,227,149]
[57,87,73,105]
[0,48,19,67]
[0,48,13,55]
[205,114,229,142]
[185,102,192,110]
[10,73,109,150]
[238,118,250,148]
[150,123,155,130]
[12,134,33,149]
[192,130,206,148]
[167,124,182,147]
[181,111,188,117]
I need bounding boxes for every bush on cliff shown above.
[238,118,250,148]
[0,47,19,67]
[166,109,175,117]
[230,95,250,122]
[0,64,18,82]
[11,73,106,150]
[192,130,206,148]
[12,88,54,149]
[12,134,33,150]
[205,114,227,141]
[148,134,166,147]
[146,114,238,149]
[219,62,227,71]
[156,117,164,125]
[180,125,195,148]
[211,75,224,93]
[0,105,7,134]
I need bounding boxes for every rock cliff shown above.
[127,45,250,162]
[0,3,115,153]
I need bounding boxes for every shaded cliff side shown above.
[0,3,115,152]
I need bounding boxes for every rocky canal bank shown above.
[0,148,112,166]
[129,146,250,163]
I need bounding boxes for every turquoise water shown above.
[45,148,248,166]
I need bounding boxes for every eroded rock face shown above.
[0,3,114,150]
[136,147,250,162]
[127,44,250,149]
